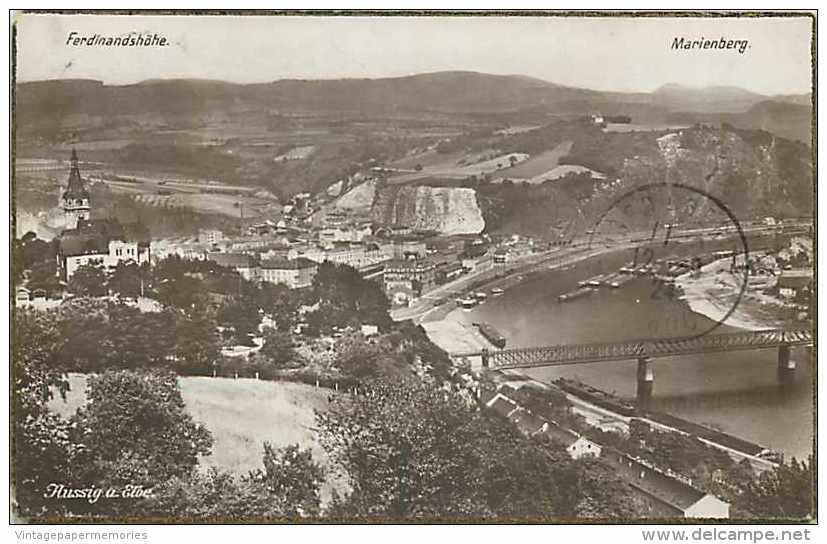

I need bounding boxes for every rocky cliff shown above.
[371,185,485,235]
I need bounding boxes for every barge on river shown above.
[558,286,594,302]
[473,321,507,349]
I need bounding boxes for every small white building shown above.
[566,436,602,459]
[15,287,31,307]
[682,494,731,519]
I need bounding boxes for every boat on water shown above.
[586,274,607,288]
[612,274,636,288]
[473,292,488,302]
[558,287,593,302]
[458,297,478,310]
[601,273,621,288]
[490,287,505,296]
[473,321,507,349]
[619,262,635,274]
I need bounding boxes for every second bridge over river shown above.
[459,329,813,409]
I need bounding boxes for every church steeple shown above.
[62,147,91,229]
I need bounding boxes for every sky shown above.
[14,14,813,95]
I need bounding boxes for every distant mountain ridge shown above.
[15,71,812,142]
[17,71,809,113]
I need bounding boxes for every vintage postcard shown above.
[8,10,817,529]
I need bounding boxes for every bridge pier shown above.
[777,344,796,386]
[636,357,654,412]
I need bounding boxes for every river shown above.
[453,235,814,461]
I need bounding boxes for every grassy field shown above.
[49,374,344,502]
[493,164,607,185]
[603,123,689,133]
[390,149,467,171]
[500,140,573,178]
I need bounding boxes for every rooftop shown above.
[62,149,90,201]
[59,219,150,257]
[207,252,256,269]
[261,257,318,270]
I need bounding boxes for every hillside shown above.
[16,72,810,134]
[667,101,813,144]
[378,122,813,238]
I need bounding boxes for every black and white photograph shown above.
[7,9,818,528]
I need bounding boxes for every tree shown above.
[259,282,300,332]
[550,455,645,519]
[259,329,300,369]
[307,262,391,336]
[216,297,261,345]
[68,264,108,297]
[149,468,279,521]
[333,332,403,380]
[170,307,221,374]
[27,258,62,297]
[149,256,209,311]
[246,443,325,517]
[109,261,144,299]
[69,369,213,516]
[11,309,74,518]
[316,377,566,519]
[737,456,814,519]
[148,443,323,521]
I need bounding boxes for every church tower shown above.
[62,148,91,229]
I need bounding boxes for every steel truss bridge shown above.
[462,329,813,370]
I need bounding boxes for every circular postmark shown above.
[586,182,749,340]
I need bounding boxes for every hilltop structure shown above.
[57,149,151,280]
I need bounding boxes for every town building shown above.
[390,237,428,260]
[206,252,259,281]
[602,448,730,518]
[435,261,465,284]
[384,280,416,307]
[777,269,813,299]
[198,229,224,246]
[260,258,318,289]
[462,254,493,272]
[493,248,510,265]
[15,287,30,307]
[57,150,151,280]
[383,259,437,296]
[318,223,373,245]
[375,224,413,238]
[291,241,392,269]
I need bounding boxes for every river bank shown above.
[674,259,776,332]
[674,256,810,332]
